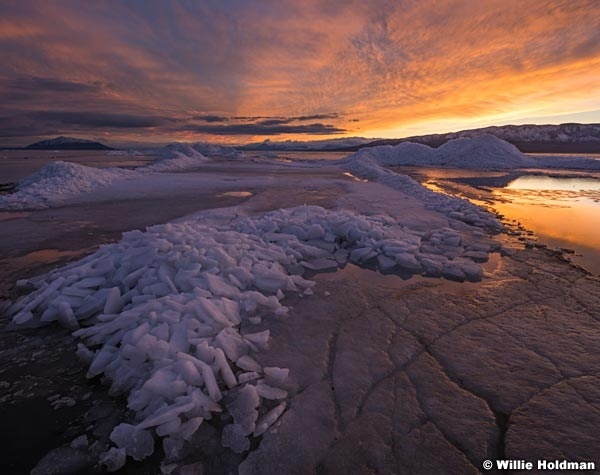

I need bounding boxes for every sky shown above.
[1,0,600,147]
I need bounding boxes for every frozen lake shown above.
[2,140,600,474]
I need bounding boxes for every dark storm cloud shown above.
[182,122,345,135]
[192,115,230,123]
[232,114,339,125]
[31,111,171,129]
[294,113,339,121]
[3,76,105,94]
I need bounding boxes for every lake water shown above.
[405,166,600,275]
[491,174,600,274]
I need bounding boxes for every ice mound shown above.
[0,146,209,210]
[187,142,247,160]
[143,144,209,172]
[346,135,536,170]
[342,152,503,232]
[0,161,134,210]
[437,135,536,168]
[9,205,496,464]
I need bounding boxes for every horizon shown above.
[4,120,600,150]
[1,1,600,147]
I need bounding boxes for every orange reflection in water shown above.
[20,249,85,265]
[494,176,600,249]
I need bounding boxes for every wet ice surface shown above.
[406,167,600,275]
[241,255,600,475]
[1,138,600,474]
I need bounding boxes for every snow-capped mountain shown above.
[355,123,600,153]
[25,136,114,150]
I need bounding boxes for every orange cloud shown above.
[0,0,599,145]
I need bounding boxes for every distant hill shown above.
[25,136,114,150]
[241,137,375,151]
[336,123,600,153]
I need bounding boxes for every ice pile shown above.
[142,144,209,172]
[342,152,503,232]
[185,142,247,160]
[0,145,210,210]
[345,135,536,170]
[0,161,135,210]
[9,205,496,465]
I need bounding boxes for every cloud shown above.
[1,0,599,145]
[31,111,171,129]
[182,122,345,135]
[192,115,230,123]
[3,76,104,94]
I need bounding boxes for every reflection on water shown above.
[217,191,253,198]
[506,175,600,192]
[19,249,85,265]
[0,211,31,221]
[493,175,600,274]
[343,172,368,182]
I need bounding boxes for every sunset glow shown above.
[1,0,599,146]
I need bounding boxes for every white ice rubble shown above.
[9,203,499,463]
[341,144,503,232]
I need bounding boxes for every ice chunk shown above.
[238,372,260,384]
[264,367,289,387]
[442,263,466,282]
[180,416,203,441]
[104,287,123,314]
[99,447,127,472]
[222,423,250,454]
[214,347,237,388]
[87,346,117,378]
[70,435,88,450]
[214,327,248,361]
[57,301,79,330]
[395,253,422,272]
[376,255,396,271]
[227,384,260,434]
[156,418,181,437]
[243,330,270,351]
[137,399,195,430]
[205,273,240,299]
[110,423,154,461]
[300,258,338,271]
[235,355,262,372]
[256,380,287,400]
[462,263,484,282]
[174,359,203,386]
[254,401,287,436]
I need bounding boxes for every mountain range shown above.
[337,123,600,153]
